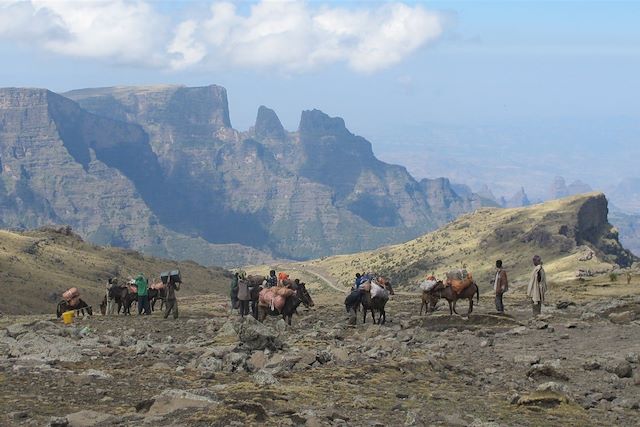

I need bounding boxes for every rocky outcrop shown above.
[61,84,490,260]
[254,106,286,140]
[0,82,510,267]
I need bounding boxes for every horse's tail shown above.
[475,283,480,303]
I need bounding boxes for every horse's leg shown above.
[362,304,367,324]
[448,301,453,315]
[452,300,459,315]
[420,301,424,316]
[468,297,474,315]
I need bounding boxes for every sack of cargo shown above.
[273,295,286,312]
[274,287,295,298]
[150,282,165,290]
[128,285,138,294]
[449,278,473,295]
[161,270,181,284]
[446,269,468,281]
[420,279,438,292]
[259,288,275,307]
[370,282,389,300]
[63,287,79,302]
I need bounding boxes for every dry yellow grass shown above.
[286,193,635,293]
[0,227,230,314]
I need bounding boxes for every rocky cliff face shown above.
[1,84,487,263]
[0,87,274,267]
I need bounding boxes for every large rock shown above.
[606,361,633,378]
[236,318,282,351]
[65,410,116,427]
[145,389,217,416]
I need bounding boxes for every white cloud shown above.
[0,0,445,73]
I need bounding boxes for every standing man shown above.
[494,260,508,314]
[163,277,180,319]
[230,272,239,312]
[527,255,547,316]
[135,273,151,315]
[237,275,251,318]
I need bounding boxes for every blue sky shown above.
[1,0,639,199]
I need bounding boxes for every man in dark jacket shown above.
[265,270,277,288]
[230,272,239,311]
[494,260,508,314]
[163,278,181,319]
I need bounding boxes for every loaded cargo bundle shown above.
[258,287,292,312]
[150,282,166,290]
[160,270,181,284]
[446,269,468,281]
[370,281,389,300]
[420,278,438,292]
[62,287,80,306]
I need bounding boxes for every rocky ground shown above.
[1,281,640,427]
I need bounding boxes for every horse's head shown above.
[377,276,395,295]
[296,282,314,308]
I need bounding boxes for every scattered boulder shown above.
[247,351,267,372]
[80,369,112,380]
[236,318,282,351]
[582,360,601,371]
[49,417,69,427]
[514,354,540,366]
[517,391,569,408]
[145,389,217,416]
[65,410,116,427]
[536,382,570,395]
[527,363,569,381]
[253,369,279,386]
[606,361,633,378]
[608,311,637,324]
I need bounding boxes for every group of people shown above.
[104,272,181,319]
[492,254,547,316]
[229,269,291,317]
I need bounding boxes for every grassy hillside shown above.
[305,193,636,290]
[0,226,231,315]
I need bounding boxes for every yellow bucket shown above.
[62,310,75,325]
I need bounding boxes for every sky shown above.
[1,0,639,201]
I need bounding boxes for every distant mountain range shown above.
[0,85,492,266]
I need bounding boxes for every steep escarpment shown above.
[0,87,273,267]
[308,193,636,288]
[66,85,488,260]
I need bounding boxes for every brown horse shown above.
[428,281,479,315]
[361,277,395,324]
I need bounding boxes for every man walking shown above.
[494,260,508,314]
[135,273,151,315]
[163,277,181,319]
[527,255,547,316]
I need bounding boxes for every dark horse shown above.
[428,281,479,315]
[99,285,130,315]
[56,298,92,318]
[257,282,314,326]
[360,277,394,324]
